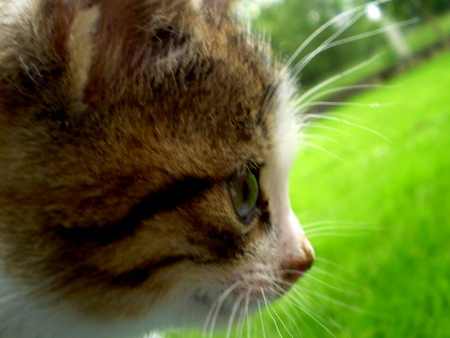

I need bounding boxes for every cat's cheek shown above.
[200,213,313,316]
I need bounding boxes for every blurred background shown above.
[242,0,450,89]
[168,1,450,337]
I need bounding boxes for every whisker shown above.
[202,281,241,338]
[305,223,381,239]
[300,273,360,296]
[302,141,345,162]
[235,287,251,338]
[296,54,381,106]
[280,277,364,314]
[292,8,367,79]
[225,292,244,338]
[302,220,373,229]
[260,287,283,338]
[284,3,372,70]
[268,279,337,337]
[309,232,373,239]
[305,224,380,231]
[323,17,420,52]
[308,288,365,313]
[0,264,80,305]
[314,256,360,274]
[267,285,303,338]
[265,288,295,338]
[301,134,355,152]
[301,101,393,109]
[306,113,392,143]
[302,122,357,137]
[244,287,252,338]
[257,300,267,338]
[305,83,393,103]
[297,17,419,81]
[311,265,369,294]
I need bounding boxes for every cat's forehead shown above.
[84,5,283,180]
[0,0,291,184]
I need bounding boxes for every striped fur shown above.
[0,0,313,336]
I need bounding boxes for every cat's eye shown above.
[228,171,259,225]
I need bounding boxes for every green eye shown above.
[228,171,259,225]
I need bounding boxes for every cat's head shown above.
[0,0,313,336]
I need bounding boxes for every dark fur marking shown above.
[57,178,212,245]
[109,256,187,287]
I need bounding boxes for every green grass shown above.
[167,51,450,337]
[288,49,450,337]
[310,11,450,97]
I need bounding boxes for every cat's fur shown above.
[0,0,313,337]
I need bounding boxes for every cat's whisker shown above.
[314,256,361,274]
[300,133,357,153]
[310,263,370,295]
[308,232,370,239]
[292,8,367,80]
[295,17,418,80]
[244,287,252,338]
[304,223,383,234]
[260,287,283,338]
[225,292,244,338]
[299,272,359,296]
[305,83,392,104]
[300,101,392,110]
[257,299,267,338]
[302,122,357,137]
[266,285,303,338]
[267,279,337,337]
[302,219,373,229]
[0,264,80,305]
[322,17,419,53]
[305,223,381,239]
[234,287,251,338]
[331,110,388,125]
[306,113,392,143]
[306,287,366,314]
[281,277,364,314]
[305,225,378,234]
[202,281,241,338]
[291,294,343,335]
[301,133,349,144]
[284,2,373,70]
[296,53,381,106]
[261,287,294,338]
[302,141,345,162]
[269,3,385,124]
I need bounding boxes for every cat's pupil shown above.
[229,171,259,225]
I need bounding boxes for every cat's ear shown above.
[0,1,100,108]
[84,0,205,102]
[202,0,236,12]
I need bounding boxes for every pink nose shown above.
[283,251,314,284]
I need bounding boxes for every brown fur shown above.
[0,0,313,334]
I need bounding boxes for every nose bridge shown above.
[260,157,314,273]
[275,207,314,281]
[285,209,314,256]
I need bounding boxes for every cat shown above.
[0,0,314,337]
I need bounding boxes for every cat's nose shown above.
[283,244,314,284]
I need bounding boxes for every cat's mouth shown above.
[192,271,290,317]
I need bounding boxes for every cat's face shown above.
[0,0,313,337]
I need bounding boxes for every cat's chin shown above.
[0,267,291,338]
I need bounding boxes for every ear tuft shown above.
[0,0,100,106]
[202,0,235,12]
[53,1,100,99]
[84,0,201,102]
